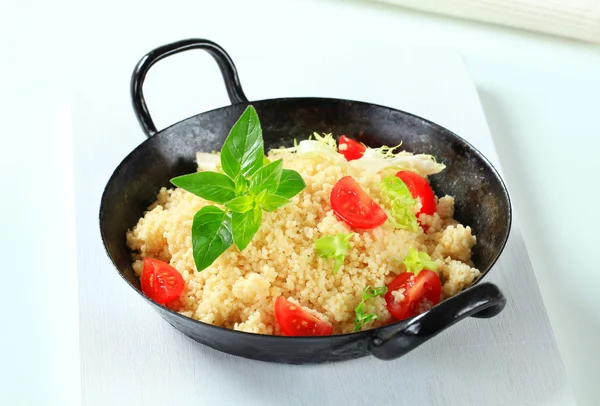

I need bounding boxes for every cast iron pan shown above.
[100,39,511,364]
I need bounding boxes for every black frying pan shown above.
[100,39,511,364]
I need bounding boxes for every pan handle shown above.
[130,39,249,137]
[368,282,506,360]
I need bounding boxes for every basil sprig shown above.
[171,106,306,272]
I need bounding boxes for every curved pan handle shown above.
[130,38,249,137]
[368,282,506,360]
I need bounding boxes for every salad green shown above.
[353,285,388,331]
[315,232,354,274]
[403,247,438,275]
[380,175,419,231]
[272,132,445,176]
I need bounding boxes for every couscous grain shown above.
[127,151,480,335]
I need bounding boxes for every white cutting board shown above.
[74,45,575,405]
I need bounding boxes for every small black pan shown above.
[100,39,511,364]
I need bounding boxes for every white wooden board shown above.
[74,45,574,405]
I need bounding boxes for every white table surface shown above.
[1,0,599,405]
[77,43,572,406]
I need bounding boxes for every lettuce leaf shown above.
[196,152,221,172]
[380,175,419,231]
[271,132,346,164]
[349,144,445,176]
[403,247,438,275]
[315,232,354,273]
[353,285,388,331]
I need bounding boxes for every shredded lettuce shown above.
[380,175,419,231]
[271,132,347,164]
[349,144,445,176]
[403,247,438,275]
[196,152,221,172]
[315,232,353,273]
[270,134,445,177]
[353,285,388,331]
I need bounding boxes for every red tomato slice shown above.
[338,135,366,161]
[385,270,441,321]
[275,297,333,336]
[330,176,388,229]
[396,170,436,216]
[140,258,185,305]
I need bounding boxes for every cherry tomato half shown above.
[274,297,333,336]
[338,135,366,161]
[140,258,185,305]
[330,176,388,229]
[396,170,436,216]
[385,270,441,321]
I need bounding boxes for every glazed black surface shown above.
[100,39,511,364]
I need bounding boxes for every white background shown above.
[1,0,599,405]
[75,44,572,405]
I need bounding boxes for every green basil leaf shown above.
[255,189,268,206]
[225,195,254,213]
[220,105,264,179]
[171,171,236,204]
[250,159,283,194]
[275,169,306,198]
[192,206,234,272]
[234,173,249,196]
[261,194,290,212]
[232,207,262,251]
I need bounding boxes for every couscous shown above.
[126,106,480,336]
